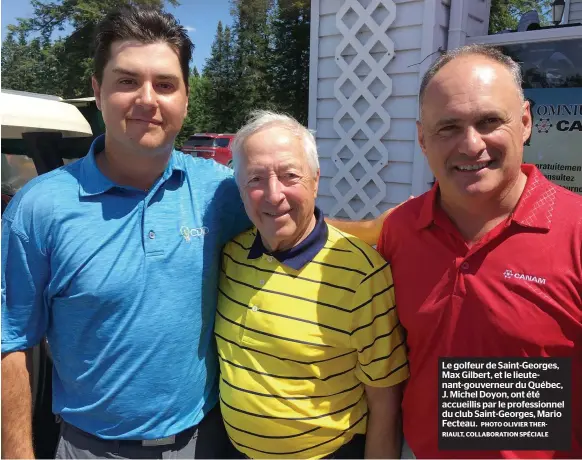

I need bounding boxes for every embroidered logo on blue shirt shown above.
[180,226,210,242]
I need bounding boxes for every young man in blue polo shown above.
[0,7,250,458]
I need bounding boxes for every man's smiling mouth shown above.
[455,160,494,172]
[264,210,290,217]
[129,118,162,125]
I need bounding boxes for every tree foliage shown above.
[2,0,313,139]
[268,0,310,126]
[489,0,553,34]
[201,21,239,132]
[1,32,65,95]
[175,73,212,147]
[188,0,310,134]
[4,0,569,142]
[9,0,177,40]
[229,0,275,130]
[2,0,179,98]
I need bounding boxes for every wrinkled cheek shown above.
[247,189,264,203]
[243,190,264,218]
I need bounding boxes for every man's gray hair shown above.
[231,110,319,182]
[419,44,524,111]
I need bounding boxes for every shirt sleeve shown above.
[349,262,409,387]
[217,173,252,244]
[375,211,393,260]
[1,208,50,353]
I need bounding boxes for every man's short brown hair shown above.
[93,6,194,91]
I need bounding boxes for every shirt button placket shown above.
[143,203,158,254]
[454,259,470,297]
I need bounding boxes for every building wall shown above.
[308,0,495,218]
[310,0,451,219]
[411,0,451,201]
[569,0,582,24]
[447,0,490,49]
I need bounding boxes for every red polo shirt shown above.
[377,165,582,459]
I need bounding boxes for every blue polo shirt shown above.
[1,134,251,440]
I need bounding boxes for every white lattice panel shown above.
[330,0,396,219]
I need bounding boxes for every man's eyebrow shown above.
[435,111,504,127]
[111,67,139,77]
[276,161,300,169]
[477,110,505,120]
[435,117,461,128]
[245,162,299,174]
[156,74,180,81]
[111,68,180,80]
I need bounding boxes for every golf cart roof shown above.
[64,96,97,107]
[1,89,93,139]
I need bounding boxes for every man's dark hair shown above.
[93,6,194,91]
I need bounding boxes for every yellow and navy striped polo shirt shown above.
[215,214,409,459]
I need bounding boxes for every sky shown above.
[1,0,234,73]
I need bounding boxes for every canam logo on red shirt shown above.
[503,269,546,285]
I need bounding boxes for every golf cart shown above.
[1,89,100,458]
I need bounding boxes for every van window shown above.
[215,138,231,147]
[185,136,216,147]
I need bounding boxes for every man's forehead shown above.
[423,98,509,126]
[247,126,303,151]
[243,130,307,166]
[104,40,182,77]
[421,57,520,116]
[252,125,295,140]
[430,56,516,95]
[108,40,179,63]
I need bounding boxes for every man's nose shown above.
[136,82,157,108]
[459,126,487,157]
[264,176,283,205]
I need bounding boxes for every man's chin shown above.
[458,181,500,198]
[258,226,295,242]
[449,172,499,196]
[130,137,172,155]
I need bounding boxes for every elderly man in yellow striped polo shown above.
[215,110,409,460]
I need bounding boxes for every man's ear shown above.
[313,169,320,198]
[184,87,189,118]
[92,76,102,111]
[417,120,427,156]
[521,100,532,144]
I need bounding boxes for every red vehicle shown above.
[180,133,235,167]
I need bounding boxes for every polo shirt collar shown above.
[416,182,439,230]
[79,134,186,197]
[248,206,328,270]
[79,135,116,197]
[511,164,555,231]
[416,164,555,231]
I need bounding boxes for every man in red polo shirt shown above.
[376,44,581,458]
